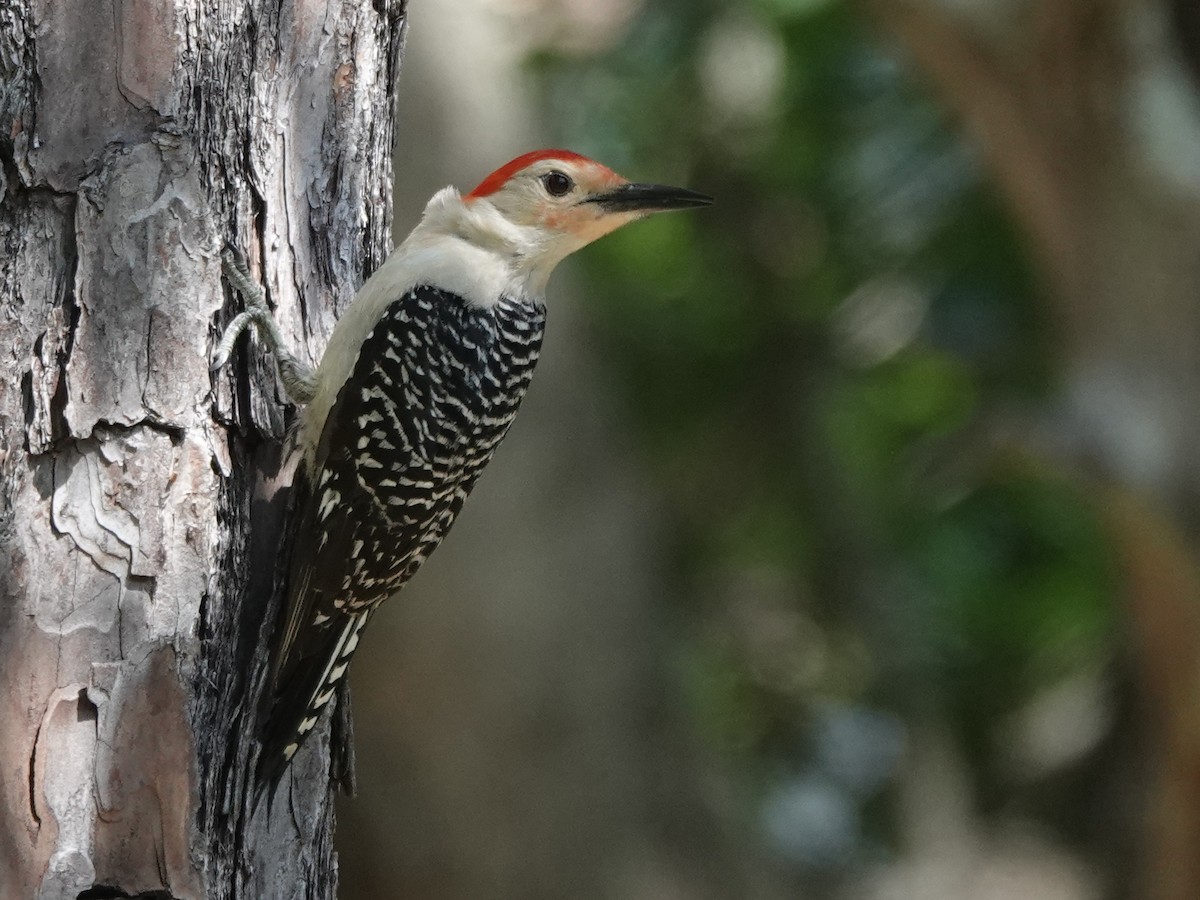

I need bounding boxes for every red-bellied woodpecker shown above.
[215,149,711,797]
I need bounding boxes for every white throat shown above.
[399,187,565,307]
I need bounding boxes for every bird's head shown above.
[444,149,711,297]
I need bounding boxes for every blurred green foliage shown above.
[534,0,1117,872]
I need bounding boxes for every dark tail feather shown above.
[253,743,291,813]
[252,685,355,812]
[243,446,299,815]
[253,610,371,805]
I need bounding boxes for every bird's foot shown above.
[214,246,318,404]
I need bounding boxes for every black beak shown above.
[586,182,713,214]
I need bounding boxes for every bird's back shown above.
[257,284,546,792]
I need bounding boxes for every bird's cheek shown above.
[576,213,630,246]
[541,209,568,230]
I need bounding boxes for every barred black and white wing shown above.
[257,284,545,794]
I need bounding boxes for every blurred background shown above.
[337,1,1200,898]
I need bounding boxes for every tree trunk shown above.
[0,1,405,897]
[863,1,1200,896]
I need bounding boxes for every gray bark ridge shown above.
[0,2,406,898]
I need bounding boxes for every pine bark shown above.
[0,2,405,897]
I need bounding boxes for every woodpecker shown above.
[215,149,711,797]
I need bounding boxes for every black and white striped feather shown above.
[257,283,545,793]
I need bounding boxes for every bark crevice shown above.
[0,2,406,897]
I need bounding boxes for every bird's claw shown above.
[214,245,273,371]
[212,308,261,372]
[220,248,266,309]
[214,244,318,403]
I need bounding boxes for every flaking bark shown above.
[0,1,406,897]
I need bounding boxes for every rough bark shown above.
[862,1,1200,896]
[0,1,404,897]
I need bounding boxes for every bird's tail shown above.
[254,609,373,804]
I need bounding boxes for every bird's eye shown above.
[541,171,573,197]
